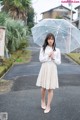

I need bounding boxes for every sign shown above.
[0,27,5,57]
[0,112,8,120]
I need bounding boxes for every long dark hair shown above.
[43,33,56,51]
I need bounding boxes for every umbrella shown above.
[31,19,80,53]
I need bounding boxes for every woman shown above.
[36,33,61,113]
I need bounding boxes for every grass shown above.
[67,53,80,65]
[0,50,31,77]
[14,50,31,64]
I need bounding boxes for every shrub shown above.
[0,12,29,52]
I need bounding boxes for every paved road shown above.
[0,36,80,120]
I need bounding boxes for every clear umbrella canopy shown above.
[31,19,80,53]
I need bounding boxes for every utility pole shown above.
[68,0,72,52]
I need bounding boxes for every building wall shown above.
[51,11,59,18]
[42,11,65,19]
[43,12,52,19]
[42,9,72,19]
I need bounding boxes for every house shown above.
[71,5,80,53]
[41,4,75,21]
[72,5,80,30]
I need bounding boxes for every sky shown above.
[32,0,80,22]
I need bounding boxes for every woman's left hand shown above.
[50,51,54,59]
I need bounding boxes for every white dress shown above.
[36,45,61,90]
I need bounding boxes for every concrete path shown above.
[0,36,80,120]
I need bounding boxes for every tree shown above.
[0,0,31,21]
[0,12,29,52]
[27,7,35,30]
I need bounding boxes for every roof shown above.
[72,19,79,23]
[75,5,80,9]
[41,4,76,14]
[63,15,74,20]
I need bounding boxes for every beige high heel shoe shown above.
[41,105,46,109]
[41,101,46,109]
[44,108,51,113]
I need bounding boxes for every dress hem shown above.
[36,85,59,90]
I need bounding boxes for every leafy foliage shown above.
[0,0,31,20]
[27,7,35,31]
[0,12,9,25]
[0,12,29,52]
[56,16,62,19]
[0,0,35,31]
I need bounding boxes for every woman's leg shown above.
[44,89,53,113]
[41,87,46,109]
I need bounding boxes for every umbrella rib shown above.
[55,22,64,39]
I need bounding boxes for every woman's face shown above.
[47,37,54,46]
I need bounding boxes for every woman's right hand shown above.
[49,52,54,58]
